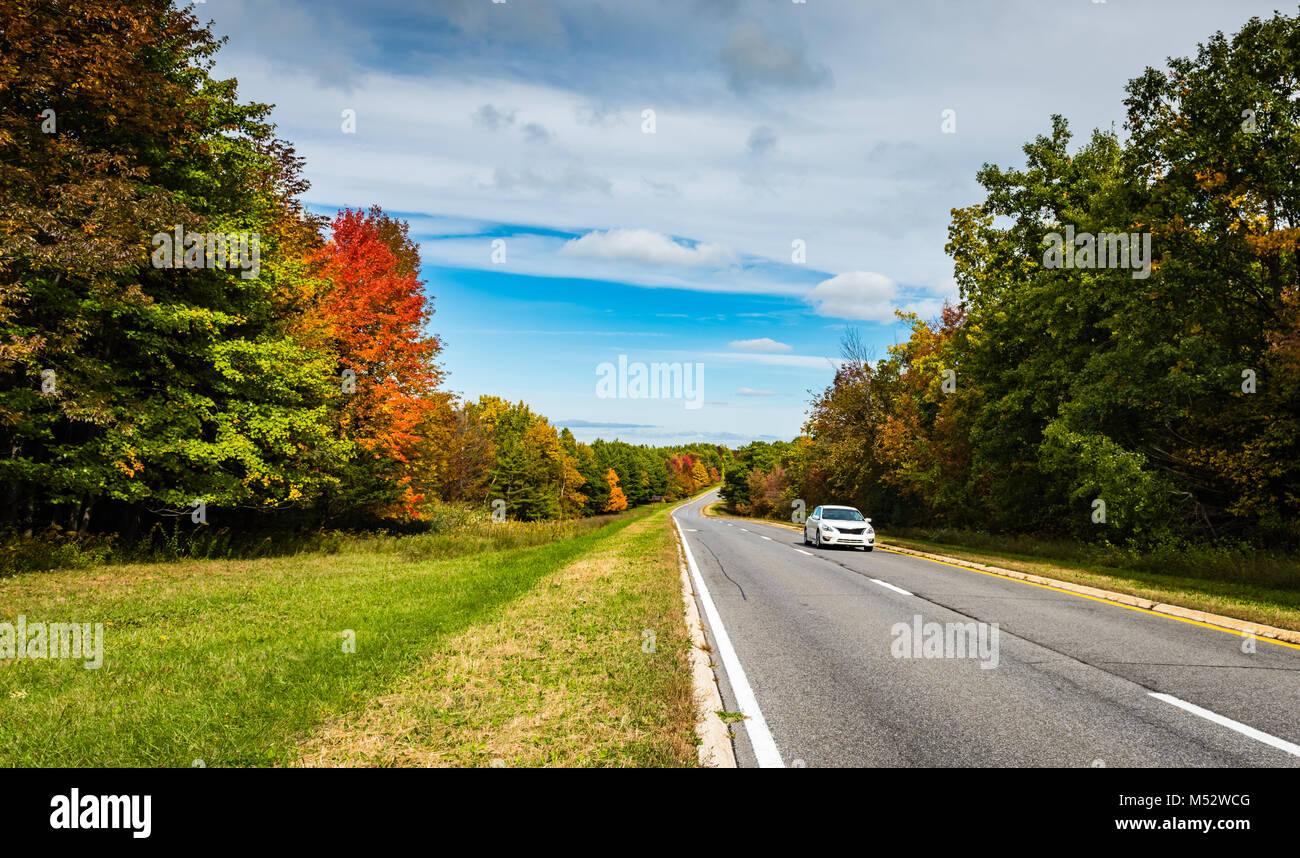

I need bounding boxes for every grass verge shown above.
[296,504,697,767]
[0,505,694,767]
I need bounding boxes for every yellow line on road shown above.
[876,546,1300,652]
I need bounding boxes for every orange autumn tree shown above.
[603,468,628,512]
[316,208,443,519]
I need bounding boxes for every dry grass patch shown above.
[297,513,697,768]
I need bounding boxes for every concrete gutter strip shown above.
[674,528,737,768]
[704,507,1300,647]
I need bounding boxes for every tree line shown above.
[0,1,726,544]
[726,11,1300,549]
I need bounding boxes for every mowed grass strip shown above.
[296,506,698,767]
[0,512,649,767]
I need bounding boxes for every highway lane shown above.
[674,491,1300,767]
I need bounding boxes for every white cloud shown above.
[803,271,944,323]
[559,228,734,268]
[737,387,774,396]
[804,271,897,321]
[728,337,792,353]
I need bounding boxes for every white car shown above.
[803,505,875,550]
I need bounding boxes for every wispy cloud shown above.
[729,337,792,353]
[560,228,733,268]
[804,271,943,322]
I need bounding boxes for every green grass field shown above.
[0,503,697,767]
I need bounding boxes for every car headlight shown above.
[820,524,835,532]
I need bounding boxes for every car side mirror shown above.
[865,518,872,524]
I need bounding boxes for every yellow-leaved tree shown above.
[603,468,628,512]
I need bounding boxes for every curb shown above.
[711,508,1300,648]
[672,503,737,768]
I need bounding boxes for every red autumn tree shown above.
[316,208,443,518]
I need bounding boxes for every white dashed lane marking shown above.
[1149,693,1300,758]
[871,578,913,596]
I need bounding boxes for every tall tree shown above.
[0,0,347,536]
[315,208,443,519]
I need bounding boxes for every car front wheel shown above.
[814,530,822,547]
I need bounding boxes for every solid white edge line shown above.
[674,502,784,768]
[871,578,913,597]
[1149,692,1300,758]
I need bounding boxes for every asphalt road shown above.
[675,491,1300,767]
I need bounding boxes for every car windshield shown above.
[822,508,865,521]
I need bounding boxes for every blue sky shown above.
[199,0,1294,445]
